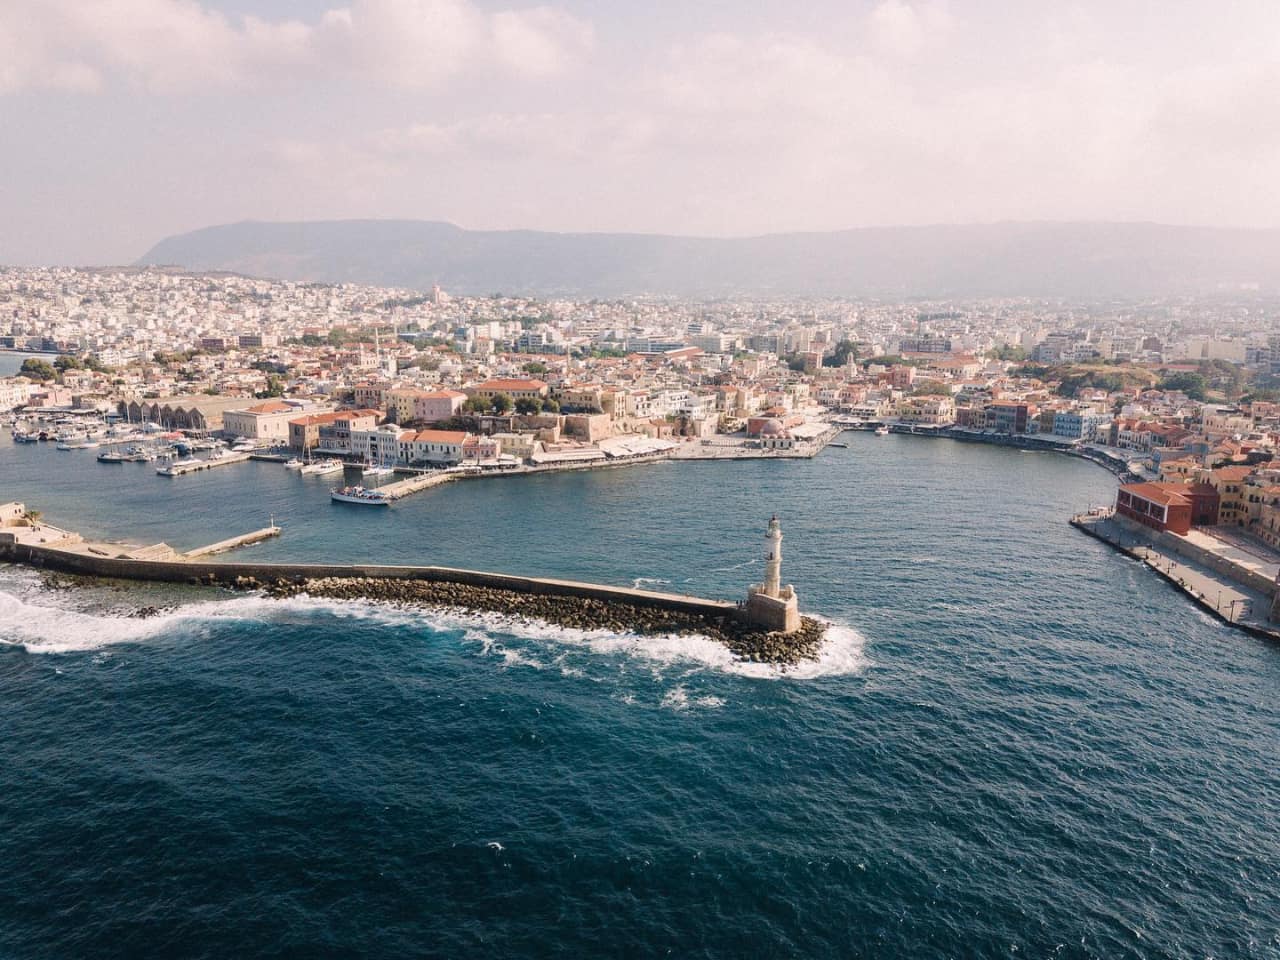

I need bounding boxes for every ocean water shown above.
[1,433,1278,958]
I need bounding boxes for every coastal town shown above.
[5,265,1280,634]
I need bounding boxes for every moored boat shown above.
[300,458,344,476]
[330,485,393,506]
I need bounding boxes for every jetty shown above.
[0,502,826,663]
[157,452,251,476]
[182,524,282,559]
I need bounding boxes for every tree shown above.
[911,380,950,396]
[22,509,42,526]
[19,358,56,381]
[515,397,543,415]
[54,355,83,372]
[522,360,548,375]
[822,340,859,367]
[492,392,513,414]
[1158,371,1208,401]
[987,344,1027,361]
[256,376,285,399]
[542,398,560,413]
[463,396,489,414]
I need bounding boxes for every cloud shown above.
[867,0,952,58]
[0,0,594,94]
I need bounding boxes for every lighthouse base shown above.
[743,589,801,634]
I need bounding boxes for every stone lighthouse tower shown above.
[745,515,801,633]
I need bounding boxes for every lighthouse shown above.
[763,514,783,596]
[744,515,801,633]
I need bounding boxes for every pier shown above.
[0,503,824,662]
[182,524,282,559]
[157,452,251,476]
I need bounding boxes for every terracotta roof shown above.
[474,378,548,391]
[1212,466,1253,482]
[243,401,293,414]
[1121,482,1191,506]
[410,430,467,444]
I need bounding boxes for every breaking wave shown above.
[0,575,868,680]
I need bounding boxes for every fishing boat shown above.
[97,449,127,463]
[300,458,344,476]
[283,458,305,470]
[330,485,393,506]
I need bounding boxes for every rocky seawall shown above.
[263,575,828,665]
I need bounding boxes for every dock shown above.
[376,470,458,499]
[157,453,251,476]
[183,525,282,559]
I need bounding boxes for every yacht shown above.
[330,485,393,506]
[283,457,305,470]
[361,464,396,478]
[157,458,200,475]
[300,458,344,476]
[874,425,891,436]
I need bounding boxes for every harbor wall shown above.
[1109,516,1278,598]
[0,540,741,620]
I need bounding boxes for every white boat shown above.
[283,458,305,470]
[156,458,200,476]
[330,485,393,506]
[874,425,890,436]
[231,441,255,452]
[300,458,344,476]
[361,464,396,478]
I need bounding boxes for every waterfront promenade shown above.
[1072,511,1280,641]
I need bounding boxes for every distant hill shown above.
[136,220,1280,298]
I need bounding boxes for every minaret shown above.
[763,514,783,597]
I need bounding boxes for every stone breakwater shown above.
[263,575,828,665]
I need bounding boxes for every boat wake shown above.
[0,574,869,680]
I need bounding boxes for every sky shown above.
[1,0,1278,265]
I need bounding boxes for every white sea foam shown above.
[631,577,672,589]
[660,685,726,711]
[0,580,870,680]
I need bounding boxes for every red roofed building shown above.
[1115,482,1220,535]
[401,429,468,465]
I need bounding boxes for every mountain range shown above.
[136,220,1280,299]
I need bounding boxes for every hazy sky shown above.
[2,0,1278,264]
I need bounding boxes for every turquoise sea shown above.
[1,432,1277,958]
